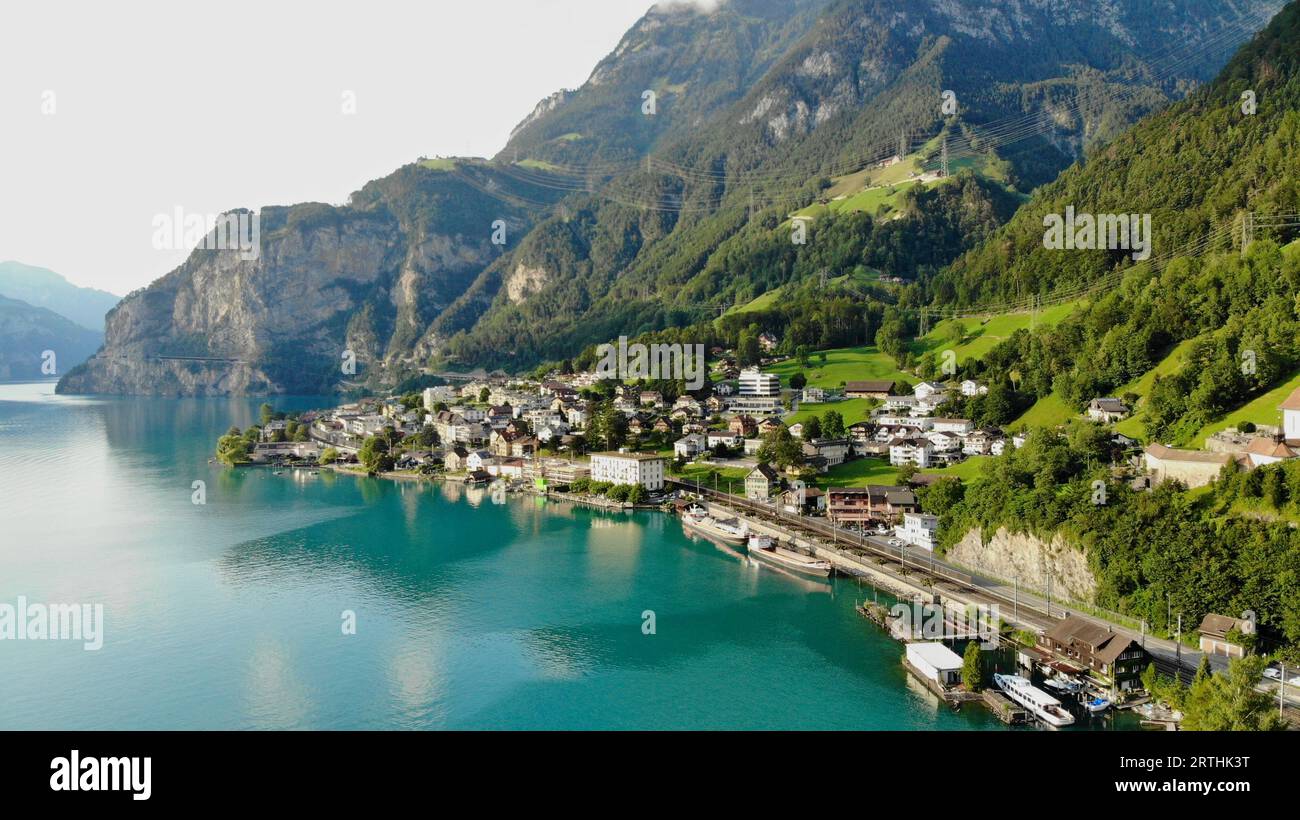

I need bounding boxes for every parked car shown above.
[1264,667,1282,680]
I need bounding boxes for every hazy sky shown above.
[0,0,655,295]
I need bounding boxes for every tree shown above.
[320,447,339,464]
[1193,654,1212,687]
[737,326,762,366]
[917,477,965,515]
[1181,655,1286,731]
[948,320,966,345]
[962,641,984,691]
[821,410,845,439]
[790,372,808,390]
[259,402,274,426]
[216,432,251,465]
[478,387,490,403]
[756,426,804,471]
[802,416,822,440]
[1140,662,1158,694]
[607,484,631,502]
[358,435,394,474]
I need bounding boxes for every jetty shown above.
[982,689,1027,725]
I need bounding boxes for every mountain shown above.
[0,295,103,380]
[926,0,1300,307]
[910,1,1300,648]
[58,0,1283,395]
[917,0,1300,445]
[0,261,119,332]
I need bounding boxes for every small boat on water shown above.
[745,534,833,578]
[681,505,748,546]
[994,673,1075,728]
[1085,696,1111,714]
[1043,676,1083,695]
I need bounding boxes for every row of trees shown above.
[567,478,648,504]
[1143,656,1287,731]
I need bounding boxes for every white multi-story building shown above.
[422,385,459,410]
[889,437,932,468]
[900,513,940,551]
[706,432,743,450]
[738,368,780,397]
[913,381,947,401]
[674,434,708,458]
[433,411,486,444]
[451,405,487,423]
[566,404,589,428]
[589,452,666,490]
[927,431,962,452]
[931,418,973,435]
[877,414,932,430]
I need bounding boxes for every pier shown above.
[982,690,1027,725]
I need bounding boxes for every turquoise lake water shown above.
[0,381,1007,730]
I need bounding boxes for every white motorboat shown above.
[746,534,832,578]
[994,674,1075,727]
[1085,696,1111,714]
[681,505,748,546]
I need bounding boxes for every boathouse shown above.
[905,642,963,687]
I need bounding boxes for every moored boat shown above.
[994,673,1075,727]
[746,533,832,578]
[1085,696,1111,714]
[1043,676,1083,694]
[681,505,748,545]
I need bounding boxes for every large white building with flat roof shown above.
[738,368,780,397]
[900,513,940,551]
[905,642,963,687]
[589,452,666,490]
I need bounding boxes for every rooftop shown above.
[906,641,963,670]
[590,451,667,462]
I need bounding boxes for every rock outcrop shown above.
[947,526,1098,605]
[58,164,536,396]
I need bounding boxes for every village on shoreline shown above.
[212,337,1300,730]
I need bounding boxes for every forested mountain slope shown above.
[58,0,1281,393]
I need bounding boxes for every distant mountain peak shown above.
[0,261,120,333]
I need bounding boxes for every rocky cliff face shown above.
[58,164,540,395]
[947,526,1098,605]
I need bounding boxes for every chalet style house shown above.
[1039,615,1150,691]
